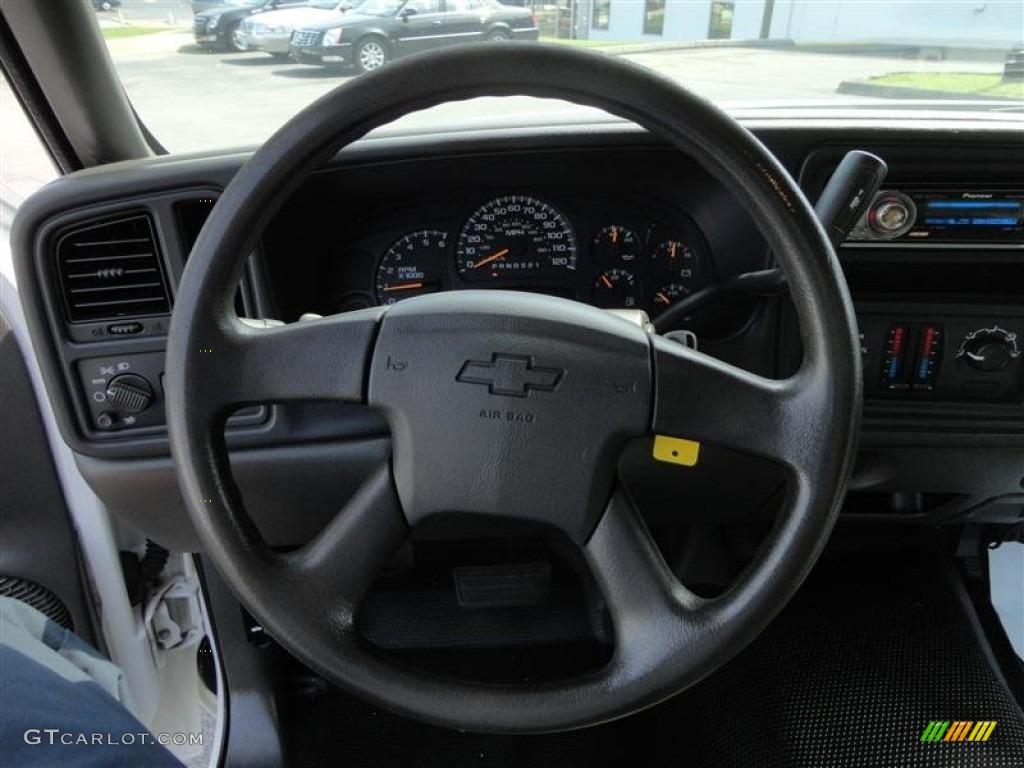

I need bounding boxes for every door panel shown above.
[0,312,96,644]
[442,0,489,45]
[393,0,448,55]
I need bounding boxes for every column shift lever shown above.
[654,150,888,332]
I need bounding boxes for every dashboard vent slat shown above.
[55,214,171,323]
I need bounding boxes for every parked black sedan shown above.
[289,0,538,73]
[194,0,317,52]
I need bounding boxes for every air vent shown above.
[55,214,171,323]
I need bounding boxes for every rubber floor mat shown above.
[279,552,1024,767]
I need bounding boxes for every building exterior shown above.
[571,0,1022,48]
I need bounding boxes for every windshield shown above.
[94,0,1022,153]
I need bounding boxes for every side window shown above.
[643,0,665,35]
[407,0,442,12]
[446,0,480,12]
[0,75,58,285]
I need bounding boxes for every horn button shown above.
[368,291,652,542]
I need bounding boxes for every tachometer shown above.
[375,230,447,305]
[457,196,576,281]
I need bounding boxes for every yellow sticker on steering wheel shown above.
[652,435,701,467]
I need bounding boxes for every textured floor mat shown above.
[279,552,1024,767]
[651,554,1024,767]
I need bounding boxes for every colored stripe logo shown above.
[920,721,997,742]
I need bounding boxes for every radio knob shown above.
[105,373,154,414]
[958,327,1020,372]
[871,200,910,233]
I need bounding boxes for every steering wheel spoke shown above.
[585,484,705,650]
[200,308,385,414]
[651,335,821,478]
[281,463,409,616]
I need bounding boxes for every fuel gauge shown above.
[593,268,641,309]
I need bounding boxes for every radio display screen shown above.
[922,200,1022,228]
[908,191,1024,242]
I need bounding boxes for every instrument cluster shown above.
[372,194,711,318]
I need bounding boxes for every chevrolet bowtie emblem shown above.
[456,354,564,398]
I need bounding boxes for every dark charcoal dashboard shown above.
[262,147,761,330]
[11,120,1024,550]
[286,189,714,316]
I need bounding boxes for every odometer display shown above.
[457,196,577,281]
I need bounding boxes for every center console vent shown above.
[55,213,171,323]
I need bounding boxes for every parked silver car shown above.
[238,1,352,56]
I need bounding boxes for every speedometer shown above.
[457,196,576,281]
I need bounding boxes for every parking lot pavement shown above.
[105,31,1005,154]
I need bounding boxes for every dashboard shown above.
[258,147,766,337]
[10,120,1024,550]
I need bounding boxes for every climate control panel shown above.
[859,314,1024,401]
[878,323,943,391]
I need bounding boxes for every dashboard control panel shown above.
[76,353,264,436]
[77,353,167,432]
[860,315,1024,401]
[878,322,943,391]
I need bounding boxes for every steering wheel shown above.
[166,43,861,734]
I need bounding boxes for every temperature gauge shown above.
[592,225,639,264]
[375,230,447,305]
[593,268,641,309]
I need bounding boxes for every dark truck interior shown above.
[0,1,1022,765]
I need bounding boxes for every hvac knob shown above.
[958,328,1020,372]
[105,373,154,413]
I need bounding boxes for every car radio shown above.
[847,189,1024,245]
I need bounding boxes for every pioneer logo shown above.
[961,192,994,199]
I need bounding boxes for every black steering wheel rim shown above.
[166,43,861,734]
